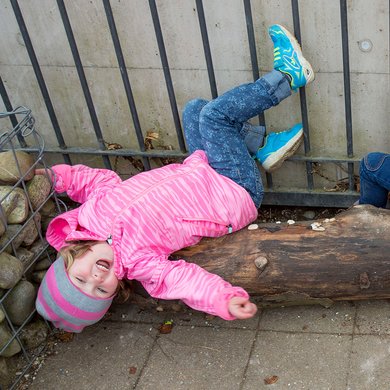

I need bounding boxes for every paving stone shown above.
[243,331,352,390]
[23,300,390,389]
[355,300,390,335]
[137,326,255,390]
[29,322,157,390]
[259,301,356,334]
[347,335,390,389]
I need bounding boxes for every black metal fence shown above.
[2,0,384,211]
[0,1,388,388]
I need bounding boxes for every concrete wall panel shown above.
[0,0,388,195]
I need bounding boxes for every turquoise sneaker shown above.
[255,123,303,172]
[269,24,314,90]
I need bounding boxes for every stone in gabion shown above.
[21,213,41,246]
[26,175,52,210]
[33,257,52,272]
[0,322,21,357]
[0,187,28,224]
[0,151,34,184]
[3,280,36,326]
[30,240,55,262]
[15,248,35,274]
[39,198,56,216]
[0,218,4,237]
[0,225,25,254]
[0,252,23,289]
[0,356,8,384]
[31,269,46,284]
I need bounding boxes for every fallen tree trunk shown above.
[168,205,390,307]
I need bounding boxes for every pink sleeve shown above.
[51,164,122,203]
[132,256,249,320]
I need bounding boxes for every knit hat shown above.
[36,257,114,333]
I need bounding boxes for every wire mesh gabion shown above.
[0,107,65,389]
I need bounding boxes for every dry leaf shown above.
[55,331,74,343]
[106,142,123,150]
[145,131,159,141]
[129,366,137,375]
[264,375,279,385]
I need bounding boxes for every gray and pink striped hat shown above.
[36,257,114,333]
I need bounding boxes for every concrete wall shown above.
[0,0,389,190]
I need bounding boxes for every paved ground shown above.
[25,299,390,390]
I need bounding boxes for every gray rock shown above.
[33,257,52,271]
[0,214,42,253]
[15,247,35,272]
[3,280,36,326]
[0,357,10,388]
[21,213,41,246]
[0,186,28,224]
[0,252,23,289]
[26,175,52,210]
[0,224,25,254]
[0,151,34,184]
[29,239,50,258]
[31,270,47,284]
[39,198,56,216]
[41,215,53,235]
[303,210,316,220]
[20,320,48,350]
[0,322,21,357]
[0,210,5,237]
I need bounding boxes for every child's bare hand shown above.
[35,168,53,181]
[228,296,257,319]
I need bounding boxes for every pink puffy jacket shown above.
[46,150,258,320]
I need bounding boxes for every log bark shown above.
[168,205,390,307]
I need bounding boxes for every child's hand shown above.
[228,296,257,319]
[35,168,53,181]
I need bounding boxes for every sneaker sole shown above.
[277,25,315,85]
[262,129,304,172]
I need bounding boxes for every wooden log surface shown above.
[169,205,390,307]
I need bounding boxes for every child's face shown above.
[67,242,119,298]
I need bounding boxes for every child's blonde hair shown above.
[59,240,132,302]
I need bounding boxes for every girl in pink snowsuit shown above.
[36,24,314,332]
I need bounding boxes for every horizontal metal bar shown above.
[15,145,363,163]
[262,190,359,208]
[289,155,361,163]
[18,146,187,158]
